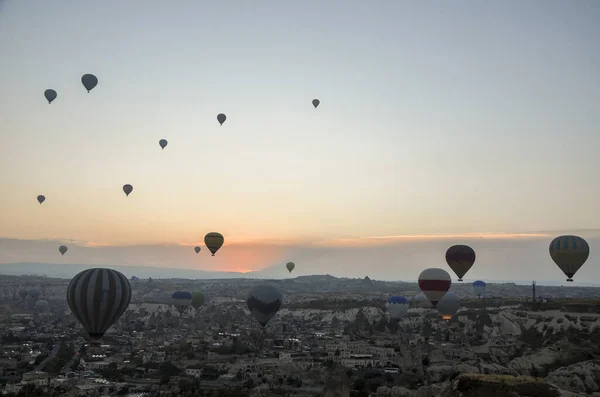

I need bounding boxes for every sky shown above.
[0,1,599,281]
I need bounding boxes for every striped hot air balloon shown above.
[171,291,192,314]
[418,268,451,308]
[445,245,476,281]
[67,268,131,340]
[549,235,590,282]
[386,296,409,320]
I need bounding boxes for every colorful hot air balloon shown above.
[131,276,139,281]
[171,291,192,315]
[445,245,476,281]
[217,113,227,126]
[418,268,451,308]
[386,296,409,320]
[67,268,131,339]
[247,284,282,327]
[191,292,205,309]
[312,99,320,108]
[81,74,98,93]
[59,245,68,256]
[194,246,201,254]
[286,262,295,273]
[205,232,224,256]
[37,195,46,204]
[159,139,168,149]
[44,89,57,104]
[472,280,487,298]
[437,292,460,320]
[549,235,590,282]
[123,184,133,197]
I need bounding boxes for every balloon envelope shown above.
[171,291,192,314]
[67,268,131,339]
[247,284,282,327]
[191,292,205,309]
[205,232,224,256]
[81,74,98,92]
[59,245,68,255]
[123,184,133,196]
[418,268,451,308]
[217,113,227,125]
[159,139,168,149]
[35,300,49,312]
[37,195,46,204]
[286,262,295,273]
[437,292,460,320]
[549,235,590,282]
[194,246,201,254]
[412,292,433,309]
[312,99,320,108]
[44,89,57,104]
[445,245,476,281]
[386,296,409,320]
[472,280,487,297]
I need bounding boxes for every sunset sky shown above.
[1,1,599,281]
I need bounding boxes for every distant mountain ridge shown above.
[0,262,598,286]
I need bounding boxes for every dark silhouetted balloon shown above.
[159,139,168,150]
[191,292,205,309]
[445,245,476,281]
[437,292,460,320]
[205,232,224,256]
[131,276,139,281]
[123,184,133,197]
[171,291,192,314]
[59,245,68,256]
[44,89,57,104]
[194,246,201,254]
[286,262,295,273]
[418,268,451,308]
[549,235,590,282]
[247,284,282,327]
[35,299,49,312]
[312,99,320,108]
[81,74,98,93]
[217,113,227,126]
[67,268,131,339]
[37,195,46,204]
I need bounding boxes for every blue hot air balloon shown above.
[171,291,192,314]
[386,296,409,320]
[472,280,487,298]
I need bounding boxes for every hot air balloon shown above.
[411,292,433,309]
[44,89,57,104]
[286,262,295,273]
[549,235,590,282]
[59,245,68,256]
[445,245,476,281]
[386,296,409,320]
[81,74,98,93]
[171,291,192,315]
[191,292,205,309]
[194,246,201,254]
[35,299,49,313]
[37,195,46,204]
[67,268,131,339]
[159,139,168,150]
[123,184,133,197]
[205,232,224,256]
[472,280,487,298]
[131,276,139,281]
[247,284,282,327]
[29,289,40,300]
[418,268,451,308]
[217,113,227,126]
[18,290,28,300]
[437,292,460,320]
[312,99,320,108]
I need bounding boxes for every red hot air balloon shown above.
[418,268,451,308]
